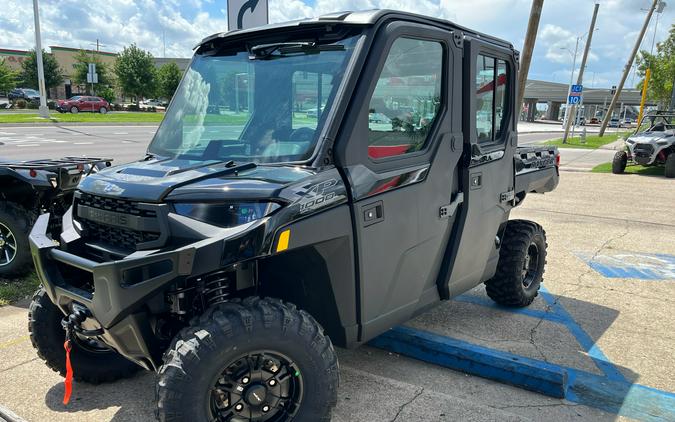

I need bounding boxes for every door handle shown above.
[362,201,384,227]
[439,192,464,219]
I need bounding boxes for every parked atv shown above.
[29,10,559,422]
[612,112,675,178]
[0,157,111,277]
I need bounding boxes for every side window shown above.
[367,38,443,159]
[292,71,334,130]
[475,55,509,144]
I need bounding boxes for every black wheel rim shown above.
[0,222,17,267]
[209,351,304,422]
[522,242,540,289]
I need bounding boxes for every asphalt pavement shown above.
[0,125,605,168]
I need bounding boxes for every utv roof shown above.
[197,9,514,51]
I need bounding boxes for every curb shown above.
[370,326,568,398]
[0,122,159,127]
[559,167,593,173]
[0,405,27,422]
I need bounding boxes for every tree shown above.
[156,62,183,100]
[0,59,17,93]
[636,24,675,109]
[71,49,111,94]
[20,49,63,94]
[114,44,156,104]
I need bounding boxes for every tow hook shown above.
[61,305,104,337]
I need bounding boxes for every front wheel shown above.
[99,106,107,114]
[485,220,547,307]
[665,153,675,178]
[157,297,339,422]
[29,288,141,383]
[70,106,79,114]
[612,151,628,174]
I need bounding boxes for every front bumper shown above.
[29,211,269,370]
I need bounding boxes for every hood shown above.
[627,130,675,145]
[78,157,315,202]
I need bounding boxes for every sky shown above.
[0,0,673,89]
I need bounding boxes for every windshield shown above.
[148,33,360,163]
[636,114,675,133]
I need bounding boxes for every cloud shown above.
[0,0,673,88]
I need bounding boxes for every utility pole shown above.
[517,0,544,109]
[32,0,49,119]
[599,0,658,136]
[562,3,599,143]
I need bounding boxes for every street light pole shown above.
[561,37,579,143]
[32,0,49,119]
[562,2,600,143]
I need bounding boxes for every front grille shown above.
[78,193,157,218]
[76,193,160,252]
[633,144,654,154]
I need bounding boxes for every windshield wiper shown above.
[248,42,345,60]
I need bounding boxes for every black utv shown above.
[29,10,559,422]
[0,157,110,277]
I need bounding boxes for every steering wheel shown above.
[288,127,315,143]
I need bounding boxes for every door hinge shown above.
[439,192,464,219]
[500,190,515,203]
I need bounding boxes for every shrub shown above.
[98,86,116,104]
[16,99,26,109]
[26,101,39,109]
[47,100,57,110]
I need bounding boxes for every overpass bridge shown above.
[521,79,655,122]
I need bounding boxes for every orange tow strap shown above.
[63,340,73,405]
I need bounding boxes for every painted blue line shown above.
[539,287,627,383]
[453,295,569,324]
[371,326,675,422]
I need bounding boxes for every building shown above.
[0,46,188,100]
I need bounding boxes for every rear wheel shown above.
[612,151,628,174]
[485,220,547,307]
[665,153,675,178]
[157,297,339,422]
[0,202,33,278]
[29,288,141,383]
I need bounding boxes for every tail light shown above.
[555,153,561,167]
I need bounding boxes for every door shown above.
[334,22,464,341]
[444,38,518,298]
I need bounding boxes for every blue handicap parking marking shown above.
[576,251,675,280]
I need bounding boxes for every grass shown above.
[0,272,40,306]
[0,111,165,124]
[0,110,322,126]
[591,162,665,176]
[545,131,631,149]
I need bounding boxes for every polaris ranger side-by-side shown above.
[0,157,111,277]
[29,11,559,421]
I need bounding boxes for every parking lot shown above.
[0,170,673,421]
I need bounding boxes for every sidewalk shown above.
[558,148,616,171]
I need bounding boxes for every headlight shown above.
[626,139,635,144]
[173,202,281,228]
[656,140,668,146]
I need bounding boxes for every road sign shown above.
[571,84,583,93]
[228,0,268,31]
[87,63,98,84]
[568,95,581,105]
